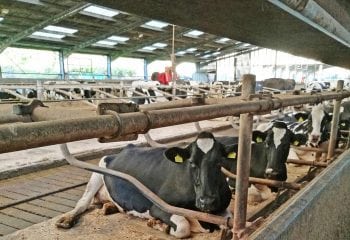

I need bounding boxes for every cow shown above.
[262,78,296,91]
[221,122,306,192]
[56,132,233,238]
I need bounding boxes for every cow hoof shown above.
[102,202,119,215]
[55,215,76,229]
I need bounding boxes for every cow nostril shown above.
[311,135,320,141]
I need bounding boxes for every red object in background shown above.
[151,67,177,85]
[157,72,169,85]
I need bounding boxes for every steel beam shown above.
[0,2,91,52]
[63,19,146,56]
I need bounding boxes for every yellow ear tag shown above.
[298,117,304,122]
[227,152,236,159]
[256,137,263,143]
[293,140,299,146]
[174,154,183,163]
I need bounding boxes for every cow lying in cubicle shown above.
[56,121,306,238]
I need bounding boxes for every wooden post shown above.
[233,74,256,240]
[327,80,344,159]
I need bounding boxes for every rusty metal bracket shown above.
[13,99,48,115]
[248,92,273,100]
[97,102,139,143]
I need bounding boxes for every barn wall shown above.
[251,149,350,240]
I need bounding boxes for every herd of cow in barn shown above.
[1,77,349,238]
[54,98,350,238]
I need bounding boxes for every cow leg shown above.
[149,206,191,238]
[56,172,103,229]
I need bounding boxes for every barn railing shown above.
[0,76,348,239]
[0,79,348,154]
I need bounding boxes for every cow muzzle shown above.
[309,135,320,147]
[196,196,216,212]
[264,168,279,179]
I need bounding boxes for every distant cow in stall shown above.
[262,78,296,91]
[129,80,167,104]
[257,103,341,162]
[0,91,17,100]
[57,132,233,238]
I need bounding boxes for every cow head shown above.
[164,132,231,213]
[307,103,332,147]
[253,121,307,181]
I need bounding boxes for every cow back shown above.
[103,145,196,211]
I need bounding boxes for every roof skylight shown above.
[215,37,230,44]
[152,42,167,48]
[201,54,212,59]
[82,5,119,17]
[176,51,186,56]
[141,46,157,51]
[107,35,129,42]
[96,40,118,46]
[141,20,169,31]
[31,31,65,39]
[186,48,197,52]
[44,25,78,34]
[184,30,204,38]
[0,17,3,22]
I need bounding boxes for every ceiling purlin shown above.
[110,28,191,60]
[63,18,147,56]
[0,2,91,53]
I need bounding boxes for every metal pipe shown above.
[60,144,233,227]
[271,0,350,47]
[0,114,32,124]
[0,98,199,124]
[221,167,301,190]
[0,116,118,153]
[327,80,344,159]
[233,74,256,240]
[0,89,28,101]
[1,90,350,153]
[287,158,327,167]
[291,145,344,154]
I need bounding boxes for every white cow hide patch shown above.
[196,138,214,153]
[272,127,286,148]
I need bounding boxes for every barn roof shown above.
[1,0,350,68]
[0,0,256,63]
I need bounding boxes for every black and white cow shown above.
[56,132,232,238]
[221,122,306,190]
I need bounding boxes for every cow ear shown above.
[224,144,238,160]
[294,112,309,122]
[252,130,267,143]
[164,147,191,164]
[291,133,307,146]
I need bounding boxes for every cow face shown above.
[307,103,332,147]
[254,121,307,181]
[164,132,231,213]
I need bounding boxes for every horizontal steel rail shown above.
[0,90,349,154]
